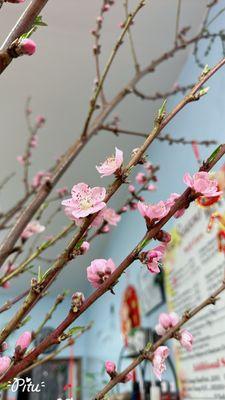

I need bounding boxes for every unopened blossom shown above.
[128,184,135,193]
[130,202,138,210]
[105,360,116,376]
[21,220,45,240]
[156,230,171,243]
[122,371,133,383]
[136,172,146,185]
[102,4,110,12]
[0,357,11,375]
[80,241,90,254]
[147,184,156,191]
[32,171,51,189]
[17,155,25,165]
[155,312,179,335]
[19,39,36,55]
[36,115,46,127]
[166,193,185,219]
[87,258,116,288]
[57,187,68,197]
[138,201,169,222]
[0,342,8,352]
[121,206,128,212]
[152,346,169,380]
[30,135,38,148]
[96,148,123,177]
[2,282,10,289]
[62,183,106,219]
[180,329,193,352]
[102,224,110,233]
[183,171,222,198]
[71,292,85,312]
[16,331,32,351]
[97,15,103,23]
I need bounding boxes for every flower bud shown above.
[19,39,36,56]
[105,360,116,376]
[71,292,85,313]
[16,331,32,351]
[0,356,11,375]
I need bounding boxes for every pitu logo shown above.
[11,378,45,392]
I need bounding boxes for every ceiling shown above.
[0,0,208,296]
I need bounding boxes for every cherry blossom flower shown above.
[155,312,179,335]
[166,193,185,219]
[19,39,36,55]
[135,172,146,185]
[138,200,169,222]
[21,220,45,240]
[145,245,166,274]
[87,258,116,288]
[62,183,106,219]
[105,360,116,375]
[152,346,169,380]
[180,329,193,351]
[96,148,123,177]
[16,331,32,351]
[0,356,11,375]
[102,208,121,226]
[147,184,156,191]
[183,171,222,198]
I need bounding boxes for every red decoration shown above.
[120,285,141,345]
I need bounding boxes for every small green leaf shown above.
[67,326,85,336]
[207,145,222,165]
[157,99,167,121]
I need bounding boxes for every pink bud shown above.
[128,184,135,193]
[0,356,11,375]
[122,371,133,383]
[36,115,46,126]
[80,241,90,254]
[180,329,193,352]
[1,342,8,352]
[20,39,36,56]
[105,360,116,375]
[16,331,32,351]
[2,282,10,289]
[159,313,171,329]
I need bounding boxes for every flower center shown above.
[80,198,92,210]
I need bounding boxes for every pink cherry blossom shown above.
[183,171,222,198]
[80,241,90,254]
[62,183,106,219]
[87,258,116,288]
[32,171,51,189]
[105,360,116,375]
[20,39,36,55]
[152,346,169,380]
[135,172,146,185]
[145,245,166,274]
[156,312,179,335]
[16,331,32,351]
[21,220,45,240]
[180,329,193,352]
[96,148,123,177]
[102,208,121,226]
[138,201,169,221]
[0,356,11,375]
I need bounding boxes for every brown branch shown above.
[1,142,225,383]
[132,83,194,101]
[0,289,29,314]
[95,280,225,399]
[0,22,221,269]
[100,125,217,147]
[124,0,140,73]
[175,0,182,46]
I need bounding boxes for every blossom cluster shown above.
[0,331,31,376]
